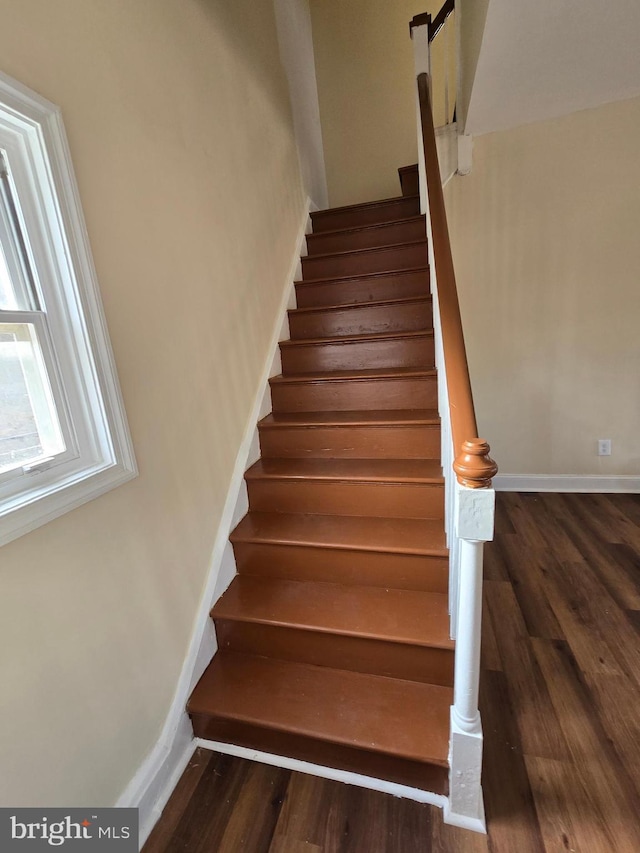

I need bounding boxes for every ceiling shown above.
[464,0,640,135]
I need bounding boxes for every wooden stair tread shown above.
[311,194,419,217]
[260,409,440,427]
[270,367,436,384]
[230,512,447,556]
[295,266,428,287]
[188,651,451,765]
[289,295,431,316]
[303,239,427,263]
[280,329,433,348]
[245,458,443,483]
[306,215,425,239]
[188,176,455,790]
[213,577,453,650]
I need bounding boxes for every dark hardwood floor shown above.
[144,493,640,853]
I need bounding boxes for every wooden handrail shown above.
[417,72,497,489]
[428,0,454,42]
[410,0,454,42]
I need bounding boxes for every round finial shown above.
[453,438,498,489]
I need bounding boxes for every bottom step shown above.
[188,652,451,794]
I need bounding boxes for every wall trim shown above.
[443,798,486,833]
[436,122,458,186]
[494,474,640,493]
[196,739,447,809]
[115,199,312,849]
[273,0,329,211]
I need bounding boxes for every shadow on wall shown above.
[195,0,294,130]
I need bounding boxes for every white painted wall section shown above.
[466,0,640,135]
[274,0,328,210]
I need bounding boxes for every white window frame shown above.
[0,70,137,546]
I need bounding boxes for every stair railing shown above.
[411,5,496,834]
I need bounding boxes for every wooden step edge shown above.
[231,537,449,558]
[310,194,419,218]
[306,215,425,240]
[269,368,437,385]
[244,465,445,486]
[294,265,429,287]
[229,515,448,557]
[302,239,427,263]
[210,596,455,652]
[258,412,441,428]
[288,295,432,317]
[279,329,434,348]
[211,610,454,653]
[230,536,448,558]
[187,653,451,767]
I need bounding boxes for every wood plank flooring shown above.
[144,493,640,853]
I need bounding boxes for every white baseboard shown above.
[443,797,486,833]
[494,474,640,493]
[196,739,447,809]
[116,714,195,846]
[115,199,312,850]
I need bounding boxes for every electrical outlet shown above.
[598,439,612,456]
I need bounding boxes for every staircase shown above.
[187,165,454,797]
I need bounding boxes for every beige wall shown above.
[444,95,640,476]
[310,0,444,207]
[0,0,305,807]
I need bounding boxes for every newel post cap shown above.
[453,439,498,489]
[410,12,431,34]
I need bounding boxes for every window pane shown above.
[0,323,65,473]
[0,241,19,310]
[0,150,38,311]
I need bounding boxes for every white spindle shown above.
[451,540,483,730]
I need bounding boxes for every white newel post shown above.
[444,482,495,833]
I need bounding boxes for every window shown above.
[0,71,136,545]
